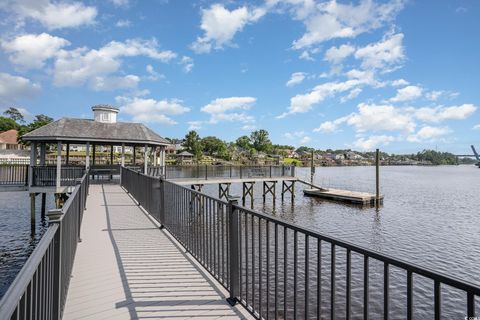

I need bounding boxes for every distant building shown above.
[0,130,23,150]
[0,130,28,161]
[166,139,184,154]
[176,151,194,164]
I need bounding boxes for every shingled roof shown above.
[22,118,169,146]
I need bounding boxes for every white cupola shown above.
[92,104,119,124]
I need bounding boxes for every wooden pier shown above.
[63,184,252,319]
[303,187,383,206]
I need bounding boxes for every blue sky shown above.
[0,0,478,154]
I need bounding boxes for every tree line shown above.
[0,107,53,144]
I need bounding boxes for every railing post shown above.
[205,164,208,180]
[227,198,240,306]
[159,178,165,229]
[47,209,63,320]
[240,166,243,179]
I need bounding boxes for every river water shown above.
[199,165,480,319]
[0,192,54,298]
[0,166,479,318]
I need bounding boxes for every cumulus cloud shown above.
[188,121,203,130]
[115,19,131,27]
[284,131,311,144]
[278,79,364,118]
[353,135,396,150]
[324,44,355,64]
[473,124,480,130]
[53,38,176,90]
[340,87,362,103]
[1,33,70,69]
[1,0,97,29]
[346,103,416,133]
[406,126,451,142]
[191,4,265,53]
[201,97,256,124]
[389,85,423,102]
[354,32,405,71]
[90,75,140,91]
[0,72,41,102]
[118,96,190,125]
[391,78,409,87]
[286,72,307,87]
[180,56,194,73]
[292,0,404,49]
[413,104,477,123]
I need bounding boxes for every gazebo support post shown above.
[55,141,62,208]
[66,142,70,166]
[153,146,157,166]
[133,147,136,166]
[39,142,46,165]
[121,143,125,167]
[144,144,148,174]
[86,142,90,169]
[110,145,114,165]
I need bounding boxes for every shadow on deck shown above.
[62,184,251,320]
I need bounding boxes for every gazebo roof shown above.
[22,118,169,146]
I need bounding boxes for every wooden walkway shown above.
[63,184,252,320]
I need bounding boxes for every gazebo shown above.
[22,104,169,194]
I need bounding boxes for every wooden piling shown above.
[41,193,46,218]
[242,182,254,209]
[30,193,35,227]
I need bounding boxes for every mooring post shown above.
[310,150,315,185]
[226,197,240,306]
[376,148,380,205]
[30,193,36,230]
[41,193,46,218]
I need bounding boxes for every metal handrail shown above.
[120,166,479,319]
[0,170,90,319]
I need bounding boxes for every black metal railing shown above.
[32,165,86,187]
[0,171,89,319]
[164,165,295,180]
[0,164,28,185]
[120,166,479,319]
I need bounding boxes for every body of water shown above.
[0,165,478,317]
[199,165,480,318]
[0,192,54,298]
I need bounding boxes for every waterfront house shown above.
[0,129,23,150]
[176,150,194,164]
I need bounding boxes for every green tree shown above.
[183,130,203,160]
[3,107,25,123]
[0,116,19,132]
[18,114,54,144]
[235,135,252,150]
[201,136,230,159]
[250,129,272,153]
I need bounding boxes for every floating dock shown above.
[303,187,383,206]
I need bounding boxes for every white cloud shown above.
[115,19,131,27]
[473,124,480,130]
[0,72,41,102]
[413,104,477,123]
[191,4,266,53]
[286,72,307,87]
[346,103,416,133]
[340,87,362,103]
[118,96,190,125]
[188,121,203,130]
[406,126,451,142]
[242,124,256,130]
[109,0,130,7]
[354,33,405,71]
[391,78,409,87]
[201,97,256,124]
[389,85,423,102]
[324,44,355,64]
[284,131,311,144]
[292,0,404,49]
[90,75,140,91]
[353,135,395,150]
[2,0,97,29]
[278,79,363,118]
[53,38,176,89]
[180,56,194,73]
[1,33,70,69]
[145,64,165,81]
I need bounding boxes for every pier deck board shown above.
[63,184,252,320]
